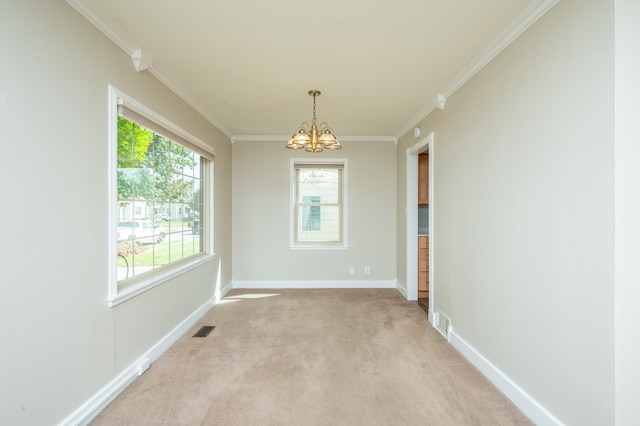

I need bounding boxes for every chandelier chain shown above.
[312,93,317,125]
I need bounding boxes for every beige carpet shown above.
[91,289,532,425]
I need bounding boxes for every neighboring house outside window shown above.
[302,196,321,231]
[291,159,347,248]
[108,86,214,304]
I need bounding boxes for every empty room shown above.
[2,0,639,425]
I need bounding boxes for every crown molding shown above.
[67,0,559,144]
[131,49,152,72]
[231,135,397,145]
[395,0,561,140]
[65,0,234,139]
[231,135,289,143]
[340,135,397,145]
[65,0,137,54]
[145,61,233,137]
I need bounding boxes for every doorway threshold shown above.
[417,298,429,314]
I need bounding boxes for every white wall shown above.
[232,140,396,284]
[614,0,640,424]
[397,0,614,424]
[0,1,232,424]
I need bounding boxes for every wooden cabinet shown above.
[418,154,429,205]
[418,154,429,299]
[418,236,429,298]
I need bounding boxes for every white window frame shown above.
[107,86,215,306]
[290,158,348,249]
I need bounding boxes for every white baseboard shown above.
[232,280,396,289]
[449,328,563,426]
[216,280,234,303]
[395,279,408,299]
[59,283,233,426]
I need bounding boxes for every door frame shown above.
[406,132,435,324]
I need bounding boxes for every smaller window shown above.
[291,160,347,248]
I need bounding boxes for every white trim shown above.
[394,279,408,299]
[57,289,232,426]
[65,0,137,55]
[112,86,215,158]
[288,245,349,251]
[108,254,216,307]
[65,0,233,138]
[405,133,433,301]
[68,0,558,142]
[58,363,138,426]
[206,160,215,261]
[131,48,152,72]
[107,87,119,298]
[231,135,397,144]
[433,309,450,339]
[146,61,233,138]
[232,280,396,289]
[449,329,564,426]
[441,0,561,99]
[405,154,419,301]
[395,0,561,139]
[427,138,435,316]
[107,85,216,304]
[216,280,234,303]
[289,158,349,249]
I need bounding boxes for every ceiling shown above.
[69,0,550,140]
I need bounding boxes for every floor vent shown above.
[193,326,215,338]
[435,311,451,340]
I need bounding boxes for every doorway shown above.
[406,132,434,325]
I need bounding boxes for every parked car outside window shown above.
[117,220,166,243]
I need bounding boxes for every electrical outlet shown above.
[364,266,370,275]
[349,267,355,275]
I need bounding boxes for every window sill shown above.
[108,252,216,307]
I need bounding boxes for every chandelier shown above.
[286,90,341,152]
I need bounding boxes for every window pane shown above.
[302,196,321,231]
[298,169,339,203]
[116,114,205,290]
[293,163,343,246]
[297,205,340,242]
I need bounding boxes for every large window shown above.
[108,87,214,304]
[291,160,346,247]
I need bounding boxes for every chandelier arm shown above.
[295,121,310,132]
[285,89,341,152]
[317,122,333,131]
